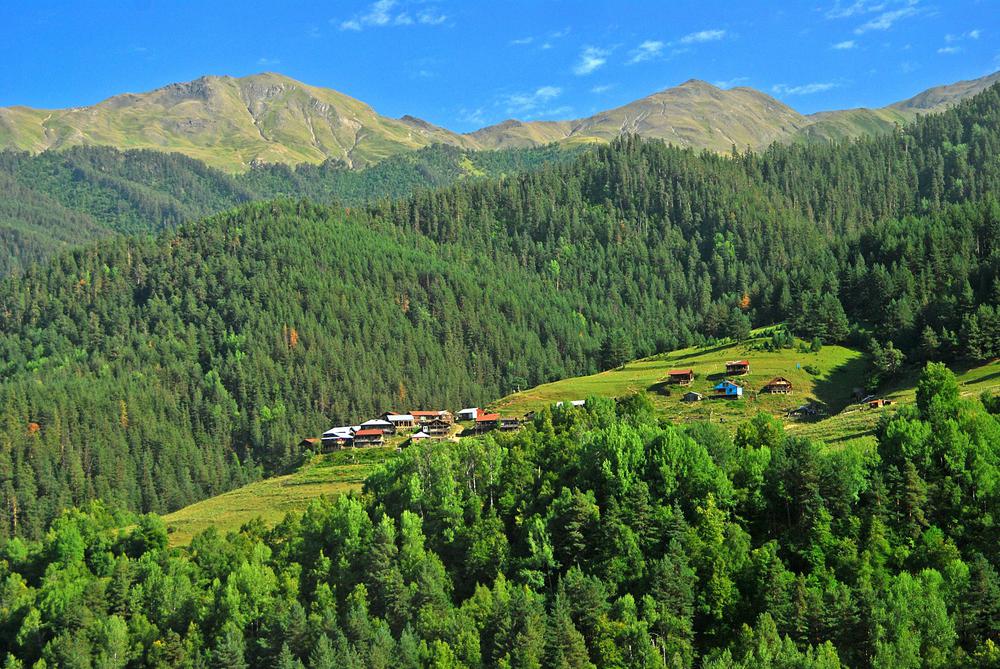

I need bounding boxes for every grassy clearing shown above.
[793,357,1000,448]
[492,331,1000,449]
[163,447,398,546]
[494,331,867,426]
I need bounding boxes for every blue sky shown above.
[2,0,998,131]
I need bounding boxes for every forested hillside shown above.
[0,367,997,667]
[0,143,576,275]
[0,85,998,540]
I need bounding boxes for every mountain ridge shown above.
[1,70,998,171]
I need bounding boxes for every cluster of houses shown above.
[666,359,794,402]
[303,406,525,452]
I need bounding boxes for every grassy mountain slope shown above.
[472,80,811,152]
[496,332,1000,448]
[0,73,475,171]
[3,71,998,172]
[800,70,1000,141]
[159,333,1000,546]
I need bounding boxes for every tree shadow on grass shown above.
[665,343,734,362]
[811,355,870,414]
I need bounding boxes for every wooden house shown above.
[869,398,894,409]
[353,428,384,446]
[667,369,695,385]
[725,359,751,375]
[299,437,321,451]
[457,407,479,421]
[713,380,743,399]
[761,377,793,394]
[682,391,704,402]
[411,410,446,424]
[409,430,432,443]
[473,413,500,433]
[498,417,521,431]
[382,413,415,428]
[360,418,395,435]
[320,429,354,451]
[424,418,451,436]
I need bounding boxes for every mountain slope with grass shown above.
[3,71,999,172]
[0,72,476,171]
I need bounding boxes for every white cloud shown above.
[833,40,857,49]
[713,77,749,89]
[937,46,962,55]
[418,10,447,25]
[854,3,920,34]
[503,86,563,114]
[524,105,573,120]
[458,107,487,126]
[772,82,838,96]
[590,84,616,94]
[628,40,665,64]
[945,29,981,42]
[337,1,446,31]
[573,47,610,75]
[257,57,281,66]
[510,37,533,46]
[825,1,876,19]
[678,29,727,44]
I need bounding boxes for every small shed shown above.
[410,430,432,442]
[713,380,744,398]
[682,391,704,402]
[667,369,695,385]
[299,437,321,451]
[761,377,793,394]
[869,398,894,409]
[725,360,751,375]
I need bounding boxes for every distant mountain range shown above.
[2,70,998,172]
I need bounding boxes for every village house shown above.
[352,428,384,446]
[761,377,793,394]
[725,359,751,375]
[424,418,451,436]
[713,380,744,399]
[299,437,321,451]
[667,369,695,385]
[409,430,432,443]
[473,412,500,433]
[360,418,395,435]
[498,417,521,431]
[382,412,415,429]
[869,398,894,409]
[682,391,703,402]
[457,407,479,421]
[411,410,447,424]
[555,400,587,408]
[321,428,354,451]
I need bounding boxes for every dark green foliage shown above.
[0,365,996,667]
[0,83,999,540]
[0,143,579,275]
